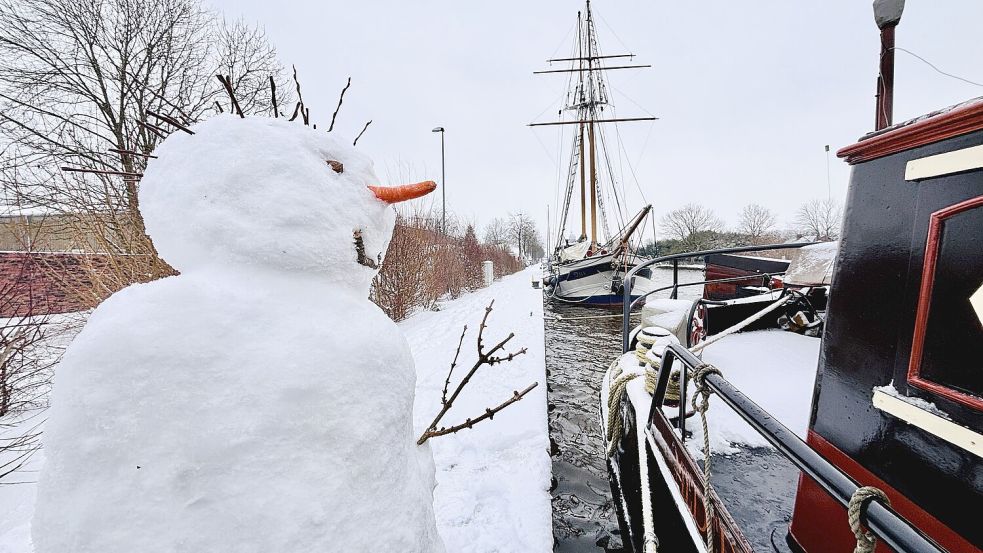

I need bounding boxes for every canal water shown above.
[544,267,799,552]
[544,267,703,552]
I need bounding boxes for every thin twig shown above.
[60,167,143,178]
[108,149,157,159]
[146,110,194,135]
[329,77,351,132]
[353,120,372,146]
[442,325,468,405]
[270,76,279,118]
[290,65,307,124]
[419,383,539,441]
[216,75,244,118]
[136,120,168,139]
[417,301,530,445]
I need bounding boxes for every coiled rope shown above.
[848,486,891,553]
[691,363,723,553]
[604,359,660,553]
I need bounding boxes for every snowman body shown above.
[32,116,444,552]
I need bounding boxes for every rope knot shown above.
[848,486,891,553]
[690,363,721,413]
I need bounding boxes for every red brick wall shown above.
[0,252,119,317]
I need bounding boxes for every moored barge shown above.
[601,3,981,552]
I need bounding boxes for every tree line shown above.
[641,199,842,258]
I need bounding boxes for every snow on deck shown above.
[405,266,551,553]
[618,329,821,458]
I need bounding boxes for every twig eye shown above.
[326,160,344,173]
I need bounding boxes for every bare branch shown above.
[442,325,468,405]
[145,110,194,135]
[418,383,539,442]
[353,120,372,146]
[216,75,244,118]
[329,77,351,132]
[417,301,531,445]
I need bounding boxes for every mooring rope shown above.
[604,358,660,553]
[691,363,722,553]
[689,294,792,354]
[848,486,891,553]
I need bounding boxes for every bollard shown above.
[482,260,494,287]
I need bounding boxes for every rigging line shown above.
[598,128,628,234]
[614,116,653,209]
[530,86,572,124]
[609,105,630,211]
[611,85,659,118]
[547,19,578,62]
[596,13,637,63]
[530,127,557,166]
[594,120,626,221]
[892,47,983,88]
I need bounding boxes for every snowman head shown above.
[139,115,434,292]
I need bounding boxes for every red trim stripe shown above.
[790,431,974,553]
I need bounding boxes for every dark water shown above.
[544,267,799,552]
[545,267,703,552]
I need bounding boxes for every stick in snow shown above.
[417,300,536,445]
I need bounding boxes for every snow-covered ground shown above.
[0,268,550,553]
[406,266,552,553]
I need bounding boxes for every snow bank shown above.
[406,267,552,553]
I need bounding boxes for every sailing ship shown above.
[602,2,981,551]
[533,1,657,306]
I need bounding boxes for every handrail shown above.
[651,343,946,553]
[621,242,819,352]
[626,270,786,313]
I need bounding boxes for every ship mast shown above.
[577,11,587,241]
[531,0,656,254]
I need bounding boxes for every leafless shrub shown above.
[370,207,524,321]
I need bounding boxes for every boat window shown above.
[908,196,983,408]
[635,267,652,279]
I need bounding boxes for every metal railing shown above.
[621,242,818,352]
[650,343,946,553]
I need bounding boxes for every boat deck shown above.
[617,328,821,551]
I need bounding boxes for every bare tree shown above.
[214,18,293,117]
[483,217,509,247]
[738,203,777,244]
[659,203,723,248]
[795,198,842,241]
[0,0,292,296]
[507,212,536,260]
[0,0,289,221]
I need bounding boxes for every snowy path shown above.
[405,266,552,553]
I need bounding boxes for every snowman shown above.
[32,115,446,552]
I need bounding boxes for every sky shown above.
[206,0,983,241]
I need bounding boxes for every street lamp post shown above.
[432,126,446,233]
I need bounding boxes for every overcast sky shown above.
[207,0,983,240]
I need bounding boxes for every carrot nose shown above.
[367,181,437,204]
